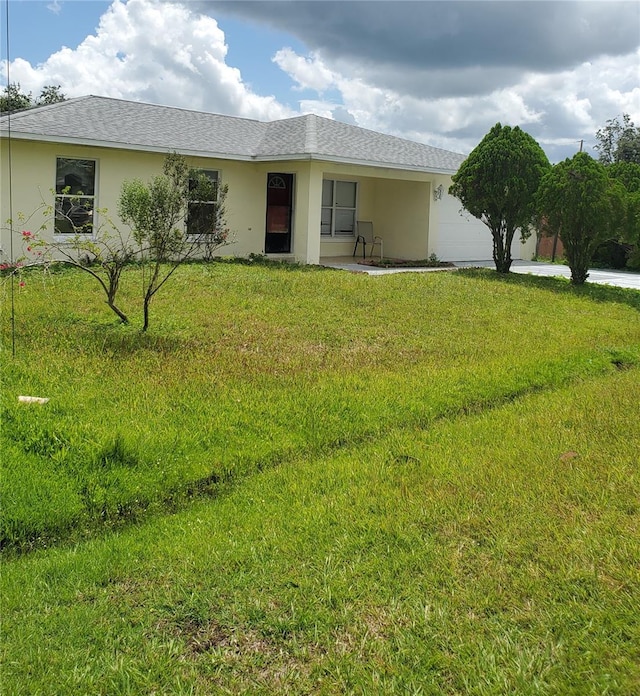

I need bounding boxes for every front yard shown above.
[1,262,639,693]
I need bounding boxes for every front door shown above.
[265,173,293,254]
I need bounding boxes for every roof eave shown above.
[0,131,256,161]
[1,131,458,174]
[252,151,457,175]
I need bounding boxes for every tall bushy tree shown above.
[119,152,229,331]
[595,114,640,165]
[608,161,640,268]
[537,153,622,284]
[449,123,550,273]
[592,116,640,268]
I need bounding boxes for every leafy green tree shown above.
[607,162,640,268]
[592,117,640,267]
[8,152,227,329]
[595,114,640,165]
[0,83,32,113]
[449,123,550,273]
[1,82,67,113]
[608,161,640,240]
[608,161,640,193]
[118,152,229,331]
[537,153,623,284]
[36,85,66,105]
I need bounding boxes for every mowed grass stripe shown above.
[2,368,638,694]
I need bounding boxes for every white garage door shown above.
[432,194,529,262]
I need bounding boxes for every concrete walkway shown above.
[320,257,640,290]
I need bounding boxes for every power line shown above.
[3,0,16,357]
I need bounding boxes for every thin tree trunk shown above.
[107,301,129,324]
[141,262,161,332]
[492,227,513,273]
[142,297,150,332]
[107,277,128,323]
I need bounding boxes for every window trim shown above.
[321,178,358,239]
[186,169,221,238]
[53,157,98,237]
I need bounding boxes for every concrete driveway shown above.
[455,260,640,290]
[321,257,640,290]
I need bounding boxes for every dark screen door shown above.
[265,173,293,253]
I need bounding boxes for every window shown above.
[321,179,357,237]
[187,170,220,236]
[55,158,96,234]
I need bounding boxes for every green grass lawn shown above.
[1,262,639,693]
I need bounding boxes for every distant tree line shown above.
[0,83,66,113]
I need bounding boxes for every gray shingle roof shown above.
[1,95,464,173]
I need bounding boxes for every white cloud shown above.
[272,48,335,93]
[271,43,640,160]
[1,0,294,121]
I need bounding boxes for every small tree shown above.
[118,152,229,331]
[12,196,135,323]
[537,153,622,284]
[449,123,550,273]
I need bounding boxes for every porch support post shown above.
[293,161,323,264]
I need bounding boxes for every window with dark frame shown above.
[54,158,96,235]
[187,170,220,236]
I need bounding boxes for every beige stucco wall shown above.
[0,139,281,261]
[290,161,322,264]
[373,179,431,259]
[1,141,385,265]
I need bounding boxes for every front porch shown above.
[312,171,436,265]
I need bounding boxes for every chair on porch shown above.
[353,221,383,260]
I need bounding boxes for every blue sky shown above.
[2,0,639,161]
[3,0,310,109]
[4,1,111,66]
